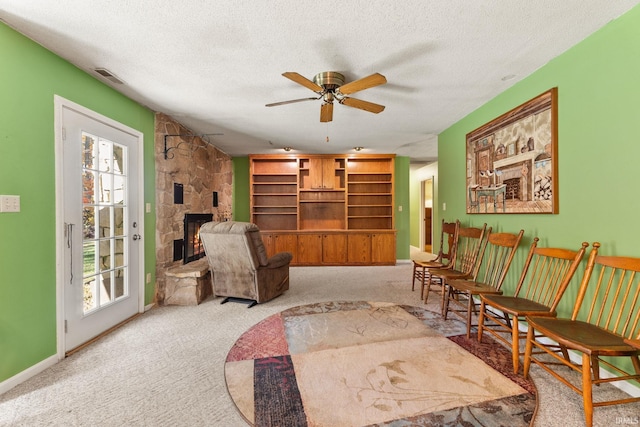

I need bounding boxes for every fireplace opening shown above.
[504,178,521,200]
[181,213,213,264]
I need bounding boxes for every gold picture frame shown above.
[466,88,558,214]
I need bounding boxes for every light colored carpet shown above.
[1,263,639,426]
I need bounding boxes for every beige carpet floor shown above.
[1,263,640,426]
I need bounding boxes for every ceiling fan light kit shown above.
[266,71,387,122]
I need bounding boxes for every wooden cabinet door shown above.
[322,234,347,264]
[347,233,371,264]
[274,234,298,264]
[321,158,335,189]
[371,233,396,264]
[309,158,335,189]
[297,234,322,264]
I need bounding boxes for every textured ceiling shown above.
[1,1,638,162]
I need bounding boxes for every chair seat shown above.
[448,279,502,295]
[528,317,638,355]
[625,338,640,350]
[414,260,444,269]
[481,294,555,317]
[429,267,464,278]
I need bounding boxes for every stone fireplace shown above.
[154,113,232,304]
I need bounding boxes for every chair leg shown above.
[424,278,432,304]
[523,326,534,379]
[465,292,473,339]
[511,316,520,374]
[470,296,479,315]
[582,352,594,427]
[442,286,452,319]
[591,355,600,386]
[440,282,448,316]
[477,300,486,342]
[420,268,427,300]
[632,355,640,375]
[411,263,417,291]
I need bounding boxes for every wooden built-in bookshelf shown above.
[250,154,396,265]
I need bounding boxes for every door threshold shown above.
[65,312,144,357]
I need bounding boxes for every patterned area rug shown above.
[225,301,537,426]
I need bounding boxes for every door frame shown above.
[419,177,434,251]
[54,95,145,359]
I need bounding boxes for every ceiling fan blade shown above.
[266,97,319,107]
[282,72,323,93]
[340,97,385,114]
[337,73,387,95]
[320,102,333,122]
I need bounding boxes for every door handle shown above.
[65,223,74,284]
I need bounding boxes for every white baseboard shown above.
[1,305,155,396]
[0,354,59,395]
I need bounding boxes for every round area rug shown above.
[224,301,537,426]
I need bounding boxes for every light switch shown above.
[442,202,447,211]
[0,195,20,212]
[146,203,151,213]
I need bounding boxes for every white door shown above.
[57,98,143,352]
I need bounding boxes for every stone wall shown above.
[155,113,232,304]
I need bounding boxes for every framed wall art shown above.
[465,88,558,214]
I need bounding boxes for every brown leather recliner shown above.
[199,221,292,307]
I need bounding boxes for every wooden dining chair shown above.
[442,229,524,338]
[523,243,640,427]
[423,223,487,304]
[412,219,458,299]
[477,238,589,374]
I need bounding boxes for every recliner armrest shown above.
[264,252,293,269]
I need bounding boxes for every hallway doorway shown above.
[422,178,434,253]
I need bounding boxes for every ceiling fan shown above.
[266,71,387,122]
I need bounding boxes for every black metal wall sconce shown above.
[163,133,224,159]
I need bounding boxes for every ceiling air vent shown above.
[94,68,124,84]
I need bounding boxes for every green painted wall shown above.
[232,157,250,221]
[0,23,155,383]
[437,5,640,318]
[394,156,410,260]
